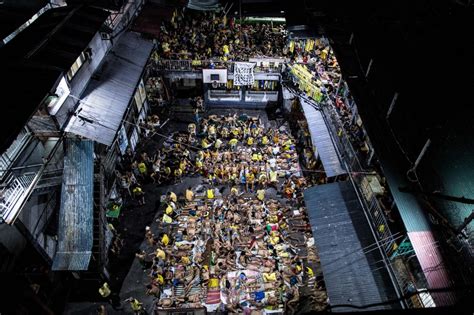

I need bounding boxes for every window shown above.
[66,48,92,81]
[134,89,143,111]
[134,79,147,111]
[46,76,70,115]
[138,79,146,103]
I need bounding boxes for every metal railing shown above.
[319,101,396,254]
[312,90,439,309]
[0,127,32,179]
[153,59,283,73]
[0,172,36,223]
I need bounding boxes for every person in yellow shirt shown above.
[263,272,277,282]
[247,136,254,146]
[98,282,111,298]
[230,186,239,196]
[252,152,259,161]
[185,187,194,202]
[214,138,223,149]
[222,44,230,56]
[137,162,147,177]
[261,135,269,145]
[229,138,238,151]
[168,191,177,203]
[174,168,182,182]
[161,233,170,247]
[127,297,143,315]
[195,160,203,174]
[201,138,212,149]
[155,248,166,260]
[165,204,173,216]
[256,188,265,201]
[207,187,215,199]
[181,255,191,265]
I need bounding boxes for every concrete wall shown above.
[55,32,113,128]
[54,0,145,128]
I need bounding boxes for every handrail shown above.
[153,58,285,73]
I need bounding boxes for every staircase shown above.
[0,172,36,223]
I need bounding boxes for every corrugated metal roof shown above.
[0,5,109,155]
[52,138,94,271]
[300,97,346,178]
[383,165,431,232]
[65,32,153,146]
[408,231,457,306]
[304,181,399,312]
[383,163,456,305]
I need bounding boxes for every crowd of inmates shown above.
[157,9,287,61]
[125,113,327,314]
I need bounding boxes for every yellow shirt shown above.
[209,125,216,134]
[209,278,219,288]
[156,249,166,260]
[185,189,194,201]
[223,45,230,54]
[156,274,164,285]
[165,205,173,215]
[247,137,254,145]
[247,173,255,182]
[169,192,177,202]
[263,273,277,282]
[98,283,111,297]
[161,234,169,246]
[229,138,238,146]
[138,162,147,174]
[257,189,265,201]
[207,189,215,199]
[131,299,142,311]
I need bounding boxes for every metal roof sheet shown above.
[408,231,457,306]
[0,5,109,155]
[304,181,399,311]
[52,138,94,271]
[383,165,431,233]
[300,97,346,178]
[65,32,153,146]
